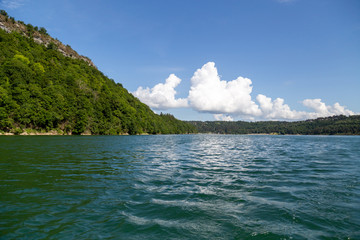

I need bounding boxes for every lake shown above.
[1,135,359,239]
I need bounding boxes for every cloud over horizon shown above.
[133,74,188,110]
[188,62,261,117]
[133,62,355,121]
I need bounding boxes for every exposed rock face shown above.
[0,21,11,33]
[0,14,97,69]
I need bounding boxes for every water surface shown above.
[1,135,359,239]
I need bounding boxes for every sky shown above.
[1,0,359,121]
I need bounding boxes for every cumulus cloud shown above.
[188,62,261,116]
[302,99,355,118]
[132,74,188,110]
[133,61,356,121]
[257,94,305,120]
[214,114,234,121]
[256,95,355,120]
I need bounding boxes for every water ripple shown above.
[1,135,360,239]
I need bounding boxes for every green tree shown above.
[0,10,8,17]
[39,27,48,35]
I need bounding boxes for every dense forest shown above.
[189,115,360,135]
[0,12,196,135]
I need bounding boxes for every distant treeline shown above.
[188,115,360,135]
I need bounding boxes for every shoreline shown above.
[0,130,130,136]
[1,132,358,136]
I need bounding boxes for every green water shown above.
[1,135,359,239]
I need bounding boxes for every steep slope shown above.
[0,12,196,135]
[0,10,95,68]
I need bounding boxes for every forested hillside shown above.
[189,115,360,135]
[0,12,196,135]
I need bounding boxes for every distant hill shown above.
[189,115,360,135]
[0,11,196,135]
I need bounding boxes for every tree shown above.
[0,10,8,17]
[39,27,48,35]
[26,24,34,35]
[47,42,57,50]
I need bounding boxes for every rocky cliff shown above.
[0,12,96,69]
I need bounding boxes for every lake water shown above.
[1,135,359,239]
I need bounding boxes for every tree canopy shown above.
[189,115,360,135]
[0,27,196,135]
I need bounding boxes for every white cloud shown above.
[132,74,188,110]
[256,95,355,120]
[188,62,261,116]
[133,61,356,121]
[303,99,329,115]
[302,99,354,118]
[257,94,305,120]
[214,114,234,121]
[1,0,26,9]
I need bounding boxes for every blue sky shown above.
[1,0,359,121]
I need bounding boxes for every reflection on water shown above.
[1,135,359,239]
